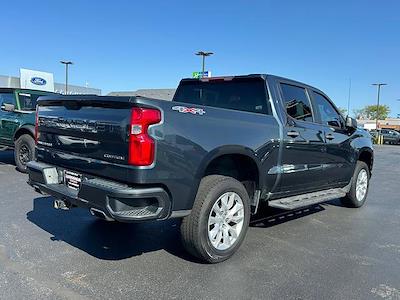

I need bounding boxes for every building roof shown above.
[107,89,176,100]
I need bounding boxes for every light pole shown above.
[372,83,387,130]
[195,51,213,77]
[60,61,73,94]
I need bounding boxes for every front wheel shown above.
[340,161,370,208]
[14,134,35,173]
[181,175,251,263]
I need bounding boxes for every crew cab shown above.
[0,88,57,172]
[27,75,373,263]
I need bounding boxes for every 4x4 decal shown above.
[172,106,205,115]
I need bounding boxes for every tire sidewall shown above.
[14,134,35,172]
[349,162,370,207]
[197,178,250,262]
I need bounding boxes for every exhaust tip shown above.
[90,208,114,222]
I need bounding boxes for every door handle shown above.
[287,130,299,138]
[326,133,335,140]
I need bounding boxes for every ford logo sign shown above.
[30,77,47,86]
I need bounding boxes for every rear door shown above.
[273,82,327,196]
[310,90,353,186]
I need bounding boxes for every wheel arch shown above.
[196,146,262,199]
[14,125,35,142]
[358,147,373,173]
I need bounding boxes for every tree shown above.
[352,105,390,120]
[353,108,367,119]
[364,105,390,120]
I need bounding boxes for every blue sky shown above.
[1,0,400,116]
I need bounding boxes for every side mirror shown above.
[346,116,357,129]
[1,103,15,112]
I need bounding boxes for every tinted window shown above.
[280,83,313,122]
[0,92,16,106]
[18,92,41,110]
[173,79,269,114]
[312,91,343,128]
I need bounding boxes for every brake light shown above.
[128,107,161,166]
[35,106,39,144]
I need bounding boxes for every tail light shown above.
[34,106,39,144]
[128,107,161,166]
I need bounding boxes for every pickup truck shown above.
[27,74,373,263]
[0,88,57,172]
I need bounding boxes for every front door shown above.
[273,82,327,197]
[310,90,353,187]
[0,90,19,146]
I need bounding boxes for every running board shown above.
[268,188,346,210]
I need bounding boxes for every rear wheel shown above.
[14,134,35,173]
[181,175,250,263]
[340,161,370,208]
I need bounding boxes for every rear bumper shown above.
[27,161,173,222]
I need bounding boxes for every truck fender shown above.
[195,145,263,188]
[14,124,35,141]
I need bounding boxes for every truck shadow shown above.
[0,150,15,166]
[27,196,342,262]
[27,196,197,262]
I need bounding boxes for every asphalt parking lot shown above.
[0,146,399,300]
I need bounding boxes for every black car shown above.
[27,74,373,263]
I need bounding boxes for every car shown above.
[0,88,57,172]
[370,129,400,144]
[380,129,400,144]
[27,74,373,263]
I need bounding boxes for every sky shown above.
[1,0,400,116]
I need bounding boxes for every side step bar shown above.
[268,188,347,210]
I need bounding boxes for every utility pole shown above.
[195,51,213,78]
[372,83,387,130]
[347,78,351,116]
[60,61,73,94]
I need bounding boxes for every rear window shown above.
[173,78,270,114]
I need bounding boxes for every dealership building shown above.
[0,69,101,95]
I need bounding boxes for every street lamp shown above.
[195,51,213,78]
[60,61,73,94]
[372,83,387,130]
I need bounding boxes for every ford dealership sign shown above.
[20,68,54,92]
[30,77,47,86]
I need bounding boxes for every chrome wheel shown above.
[356,169,368,202]
[208,192,244,251]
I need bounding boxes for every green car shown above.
[0,88,57,172]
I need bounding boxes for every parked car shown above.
[370,129,400,144]
[0,88,57,172]
[27,74,373,263]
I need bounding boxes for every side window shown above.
[280,83,313,122]
[18,92,40,110]
[312,91,343,128]
[0,92,16,106]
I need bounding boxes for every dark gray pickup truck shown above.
[27,74,373,263]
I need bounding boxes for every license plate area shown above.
[64,170,82,190]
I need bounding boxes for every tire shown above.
[340,161,370,208]
[14,134,35,173]
[181,175,251,263]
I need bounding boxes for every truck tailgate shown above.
[36,97,134,180]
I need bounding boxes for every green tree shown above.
[364,104,390,120]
